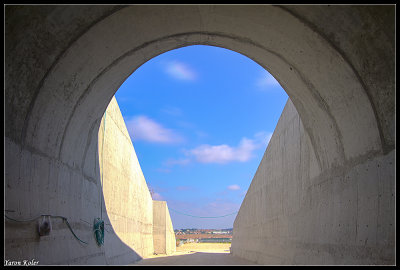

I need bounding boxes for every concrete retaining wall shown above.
[231,99,395,265]
[153,201,177,255]
[98,97,154,263]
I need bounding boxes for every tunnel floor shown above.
[132,243,256,265]
[133,251,256,265]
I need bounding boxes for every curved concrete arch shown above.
[22,5,380,172]
[5,5,395,265]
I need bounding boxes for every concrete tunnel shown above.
[4,5,395,265]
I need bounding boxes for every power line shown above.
[169,208,238,219]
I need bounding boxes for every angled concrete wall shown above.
[98,97,154,263]
[153,201,177,255]
[99,97,177,261]
[231,99,395,265]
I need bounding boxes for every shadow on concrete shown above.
[133,252,257,265]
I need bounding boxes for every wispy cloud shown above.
[152,192,164,200]
[163,158,191,167]
[156,168,171,173]
[170,199,239,218]
[205,200,240,216]
[126,115,183,144]
[256,71,281,89]
[148,185,165,201]
[254,131,273,147]
[227,184,240,191]
[161,106,183,117]
[176,186,193,191]
[165,60,197,81]
[157,156,191,174]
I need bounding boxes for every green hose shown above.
[93,218,104,246]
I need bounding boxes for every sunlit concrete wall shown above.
[231,99,395,265]
[153,201,177,255]
[98,97,154,263]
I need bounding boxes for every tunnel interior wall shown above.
[231,99,395,265]
[5,135,111,265]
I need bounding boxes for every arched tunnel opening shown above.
[99,44,289,260]
[5,5,395,265]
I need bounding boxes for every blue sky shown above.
[114,45,288,229]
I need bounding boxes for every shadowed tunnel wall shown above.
[5,5,395,265]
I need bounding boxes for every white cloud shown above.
[165,61,197,81]
[186,137,257,164]
[126,115,183,144]
[227,184,240,191]
[184,131,273,164]
[157,131,273,171]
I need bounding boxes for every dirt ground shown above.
[133,243,256,265]
[176,242,231,253]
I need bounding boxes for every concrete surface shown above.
[5,5,395,265]
[98,97,154,263]
[153,201,176,255]
[231,100,395,265]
